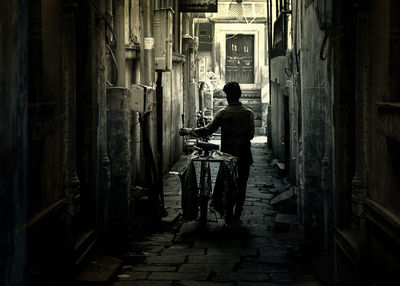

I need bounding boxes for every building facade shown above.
[268,0,400,284]
[0,0,198,284]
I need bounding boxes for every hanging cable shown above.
[241,2,258,25]
[105,44,118,86]
[319,32,329,61]
[89,0,117,45]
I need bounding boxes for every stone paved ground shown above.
[111,137,322,286]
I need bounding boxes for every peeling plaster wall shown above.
[261,66,270,131]
[271,56,288,163]
[162,61,184,173]
[0,1,28,285]
[28,0,65,217]
[298,1,333,252]
[367,0,400,218]
[363,0,400,283]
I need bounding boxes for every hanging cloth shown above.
[179,154,199,221]
[212,152,238,217]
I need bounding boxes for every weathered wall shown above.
[106,87,131,249]
[367,0,400,217]
[286,77,297,183]
[298,2,333,251]
[26,0,78,280]
[270,56,287,162]
[269,0,335,254]
[333,0,400,283]
[0,1,28,285]
[1,1,105,283]
[0,0,195,283]
[28,0,65,217]
[183,39,198,129]
[162,60,184,173]
[261,66,269,131]
[362,0,400,283]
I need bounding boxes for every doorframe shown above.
[213,23,266,90]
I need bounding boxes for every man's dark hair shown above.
[223,82,242,103]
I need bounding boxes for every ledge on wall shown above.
[172,52,185,63]
[365,198,400,242]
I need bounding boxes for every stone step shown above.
[247,106,262,114]
[213,99,262,106]
[214,89,261,99]
[213,105,262,113]
[75,229,96,266]
[271,187,295,205]
[242,99,264,104]
[274,213,300,232]
[255,127,265,135]
[254,119,262,126]
[271,185,297,214]
[76,255,122,284]
[253,114,262,121]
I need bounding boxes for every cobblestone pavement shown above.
[111,137,322,286]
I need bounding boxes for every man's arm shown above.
[193,110,222,137]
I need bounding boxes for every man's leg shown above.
[233,162,251,220]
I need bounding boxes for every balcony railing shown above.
[207,2,267,19]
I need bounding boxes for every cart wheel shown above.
[199,197,208,226]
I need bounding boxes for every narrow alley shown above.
[109,138,321,286]
[2,0,400,285]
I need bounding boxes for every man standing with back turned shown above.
[191,81,255,225]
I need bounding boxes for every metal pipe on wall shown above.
[267,0,272,104]
[143,0,155,87]
[143,0,156,154]
[142,0,162,220]
[113,0,125,86]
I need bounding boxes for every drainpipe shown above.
[267,0,273,148]
[267,0,272,104]
[114,0,125,86]
[142,0,162,221]
[143,0,156,156]
[143,0,154,87]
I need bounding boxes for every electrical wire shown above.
[89,0,117,45]
[241,2,258,25]
[319,32,329,61]
[105,44,118,87]
[226,33,240,40]
[222,0,262,41]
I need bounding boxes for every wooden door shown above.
[226,34,254,83]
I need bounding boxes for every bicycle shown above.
[179,128,238,227]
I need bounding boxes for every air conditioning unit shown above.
[154,9,173,71]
